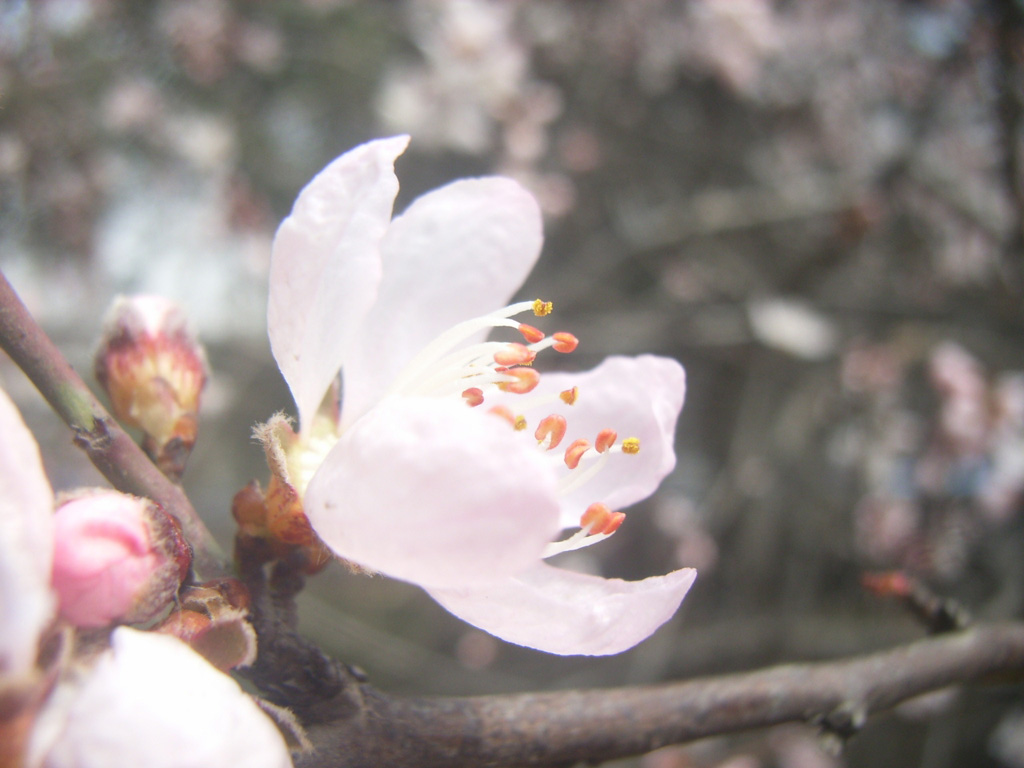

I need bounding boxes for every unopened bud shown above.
[95,295,208,479]
[51,490,191,628]
[231,481,269,538]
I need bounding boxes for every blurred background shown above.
[2,1,1024,766]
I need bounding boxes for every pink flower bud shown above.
[51,491,191,628]
[94,295,208,479]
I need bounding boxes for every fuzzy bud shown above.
[51,490,191,628]
[94,295,208,479]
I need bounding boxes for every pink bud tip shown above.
[52,491,189,628]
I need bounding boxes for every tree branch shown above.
[4,276,1022,768]
[292,622,1024,768]
[0,270,226,577]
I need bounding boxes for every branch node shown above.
[815,701,867,756]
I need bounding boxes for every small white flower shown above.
[32,628,291,768]
[266,136,696,656]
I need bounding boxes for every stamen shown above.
[462,388,484,407]
[532,299,553,316]
[580,503,626,535]
[497,367,541,394]
[564,438,591,469]
[514,414,528,431]
[518,323,545,344]
[552,332,578,353]
[535,414,567,450]
[595,429,617,453]
[542,502,624,558]
[559,387,579,405]
[621,437,641,455]
[493,343,536,366]
[488,405,516,426]
[387,301,542,396]
[558,448,610,496]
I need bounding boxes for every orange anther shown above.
[552,332,578,353]
[579,503,626,535]
[621,437,640,454]
[595,428,617,453]
[497,367,540,394]
[601,511,626,535]
[532,299,553,317]
[518,323,545,344]
[494,343,536,366]
[535,414,567,450]
[514,414,528,431]
[580,502,609,529]
[488,405,516,426]
[564,438,591,469]
[559,386,579,405]
[462,387,484,407]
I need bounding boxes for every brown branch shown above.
[291,622,1024,768]
[0,271,226,577]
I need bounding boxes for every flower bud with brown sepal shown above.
[94,295,208,480]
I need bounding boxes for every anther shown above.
[564,438,591,469]
[514,414,527,431]
[494,343,536,366]
[535,414,567,450]
[497,367,541,394]
[518,323,545,344]
[532,299,553,317]
[462,387,484,407]
[552,332,578,353]
[621,437,640,455]
[603,512,626,535]
[580,502,626,535]
[559,386,579,405]
[488,405,516,426]
[595,429,617,453]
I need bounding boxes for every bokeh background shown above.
[3,1,1024,766]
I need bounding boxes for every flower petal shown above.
[500,355,685,528]
[0,387,54,677]
[33,628,292,768]
[304,396,561,589]
[428,562,697,655]
[341,177,543,424]
[268,135,409,432]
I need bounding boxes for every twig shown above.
[862,571,971,634]
[0,271,226,577]
[292,622,1024,768]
